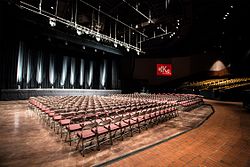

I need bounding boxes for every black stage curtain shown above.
[0,38,120,90]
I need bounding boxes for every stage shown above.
[0,89,122,100]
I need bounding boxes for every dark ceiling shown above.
[2,0,250,58]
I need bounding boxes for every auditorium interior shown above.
[0,0,250,166]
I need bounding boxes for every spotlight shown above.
[85,30,89,34]
[137,50,140,55]
[94,49,97,52]
[82,46,86,50]
[230,5,234,8]
[96,33,101,42]
[114,42,118,48]
[49,17,56,27]
[126,47,130,52]
[76,27,82,35]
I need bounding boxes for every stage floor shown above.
[0,101,215,167]
[0,89,122,100]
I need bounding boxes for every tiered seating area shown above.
[181,77,250,91]
[28,93,204,156]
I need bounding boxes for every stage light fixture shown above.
[49,17,56,27]
[96,33,101,42]
[85,30,89,34]
[76,27,82,35]
[18,1,146,55]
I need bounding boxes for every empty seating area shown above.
[28,93,204,156]
[181,77,250,91]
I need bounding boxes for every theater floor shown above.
[110,99,250,167]
[0,99,249,166]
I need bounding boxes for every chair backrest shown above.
[98,119,111,126]
[81,121,98,131]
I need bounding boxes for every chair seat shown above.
[43,109,50,113]
[67,124,82,131]
[109,124,120,131]
[77,130,95,139]
[120,121,129,127]
[95,126,109,134]
[53,115,62,121]
[130,119,138,125]
[60,119,71,125]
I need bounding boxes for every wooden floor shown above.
[110,99,250,167]
[0,99,249,166]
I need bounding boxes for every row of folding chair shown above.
[28,93,203,155]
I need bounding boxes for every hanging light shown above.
[76,27,82,35]
[49,17,56,27]
[85,29,89,34]
[137,50,140,55]
[96,33,101,42]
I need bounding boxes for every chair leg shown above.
[76,137,80,150]
[96,135,100,151]
[109,131,113,145]
[130,125,133,137]
[81,139,85,157]
[69,132,72,146]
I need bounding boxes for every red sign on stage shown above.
[156,64,172,76]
